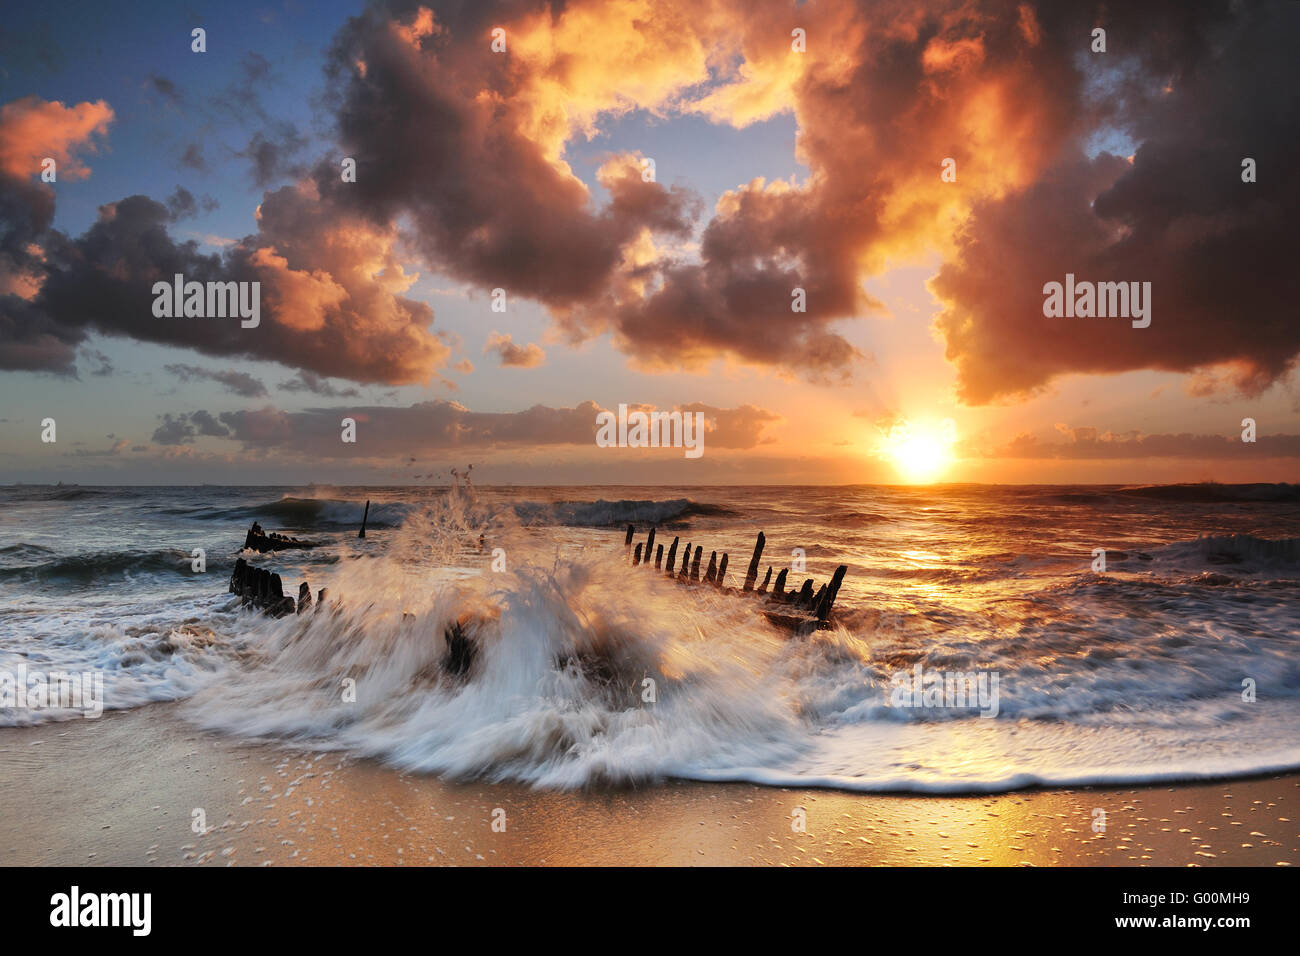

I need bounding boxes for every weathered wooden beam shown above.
[644,528,656,567]
[297,582,312,614]
[704,551,717,584]
[796,579,814,607]
[679,543,692,580]
[317,587,329,608]
[691,546,703,581]
[230,557,247,594]
[359,499,370,539]
[717,553,729,587]
[758,566,772,594]
[816,565,848,622]
[773,568,788,597]
[665,536,679,574]
[625,524,634,548]
[655,544,663,569]
[444,619,475,676]
[743,532,765,591]
[633,543,643,566]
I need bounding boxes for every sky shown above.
[0,0,1297,485]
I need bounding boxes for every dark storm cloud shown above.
[932,0,1300,403]
[0,168,449,383]
[4,0,1293,398]
[317,1,700,307]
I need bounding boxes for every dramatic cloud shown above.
[483,331,545,368]
[0,96,113,371]
[932,0,1300,403]
[300,0,1096,381]
[4,0,1295,401]
[0,98,450,383]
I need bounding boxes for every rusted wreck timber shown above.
[228,557,321,616]
[624,524,848,634]
[229,556,476,675]
[243,521,320,553]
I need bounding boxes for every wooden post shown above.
[758,566,772,594]
[679,543,692,580]
[317,587,329,608]
[796,579,814,607]
[816,565,848,622]
[773,568,788,598]
[743,532,765,591]
[810,584,827,612]
[297,582,312,614]
[665,537,679,574]
[624,524,634,548]
[230,557,247,594]
[358,499,370,539]
[691,546,703,581]
[717,553,729,587]
[633,543,643,566]
[645,528,656,567]
[655,544,664,569]
[704,551,717,584]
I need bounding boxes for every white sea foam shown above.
[3,483,1298,791]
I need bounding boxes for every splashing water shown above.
[3,482,1299,791]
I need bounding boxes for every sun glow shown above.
[878,419,957,483]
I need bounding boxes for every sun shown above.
[878,420,956,483]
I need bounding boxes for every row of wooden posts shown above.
[229,556,323,617]
[228,513,848,630]
[624,524,847,624]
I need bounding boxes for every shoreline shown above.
[2,704,1295,867]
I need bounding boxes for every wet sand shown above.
[1,704,1295,867]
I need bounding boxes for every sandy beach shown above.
[2,704,1294,867]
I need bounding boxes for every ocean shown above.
[1,482,1298,793]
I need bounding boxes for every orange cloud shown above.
[0,96,113,180]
